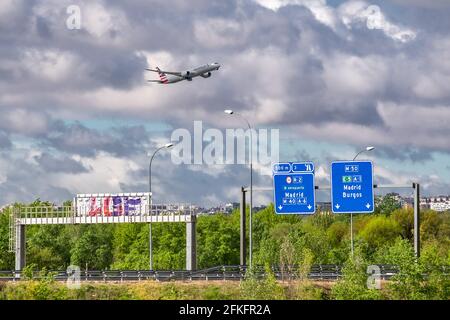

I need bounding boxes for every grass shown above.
[0,280,333,300]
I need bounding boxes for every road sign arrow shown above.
[366,203,371,209]
[278,205,283,211]
[307,205,312,210]
[335,204,340,209]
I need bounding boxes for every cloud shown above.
[41,122,152,158]
[0,131,12,149]
[33,152,91,174]
[339,1,416,42]
[389,0,450,9]
[0,0,449,206]
[373,146,433,163]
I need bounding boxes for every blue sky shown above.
[0,0,450,206]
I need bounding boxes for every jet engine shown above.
[200,72,212,78]
[181,71,192,80]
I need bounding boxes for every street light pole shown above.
[224,109,253,268]
[350,146,375,258]
[148,143,174,271]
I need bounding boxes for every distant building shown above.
[402,197,414,209]
[225,202,239,213]
[420,196,450,212]
[252,205,267,212]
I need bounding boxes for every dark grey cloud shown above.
[0,0,449,206]
[0,131,12,149]
[121,153,272,205]
[35,15,53,39]
[33,152,90,174]
[41,122,152,158]
[375,146,434,163]
[0,182,73,206]
[0,150,73,204]
[292,149,316,163]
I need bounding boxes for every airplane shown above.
[146,62,220,84]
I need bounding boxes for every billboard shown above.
[75,193,150,217]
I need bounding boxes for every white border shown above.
[330,160,374,214]
[273,162,316,215]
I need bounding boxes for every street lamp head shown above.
[366,146,375,152]
[224,109,234,115]
[165,143,174,148]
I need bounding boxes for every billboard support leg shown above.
[15,224,26,275]
[186,216,197,271]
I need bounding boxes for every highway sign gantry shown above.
[273,162,315,214]
[331,161,374,214]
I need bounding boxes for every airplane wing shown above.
[145,68,182,76]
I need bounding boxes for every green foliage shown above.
[419,241,450,299]
[392,208,414,241]
[240,265,285,300]
[0,281,243,300]
[70,225,114,270]
[378,238,427,299]
[331,248,383,300]
[21,263,38,280]
[0,199,449,300]
[327,220,348,247]
[197,212,240,268]
[0,207,14,269]
[375,194,401,216]
[359,216,401,251]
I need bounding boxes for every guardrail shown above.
[2,264,438,282]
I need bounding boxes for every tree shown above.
[70,225,114,270]
[392,208,414,241]
[379,238,426,300]
[359,216,401,252]
[331,248,383,300]
[0,207,14,269]
[375,194,401,216]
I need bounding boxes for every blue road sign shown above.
[331,161,374,214]
[273,162,315,215]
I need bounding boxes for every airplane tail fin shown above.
[156,67,169,84]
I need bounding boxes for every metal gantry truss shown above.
[8,203,198,273]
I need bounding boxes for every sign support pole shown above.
[240,187,247,266]
[413,183,420,258]
[350,213,354,258]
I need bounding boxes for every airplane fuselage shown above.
[154,63,220,84]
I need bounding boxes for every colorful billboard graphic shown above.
[75,193,150,217]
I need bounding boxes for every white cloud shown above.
[21,49,78,83]
[290,102,450,152]
[0,0,24,26]
[322,53,388,97]
[0,109,50,135]
[138,50,175,70]
[82,2,129,39]
[194,18,248,48]
[339,1,416,42]
[254,0,338,29]
[52,152,140,194]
